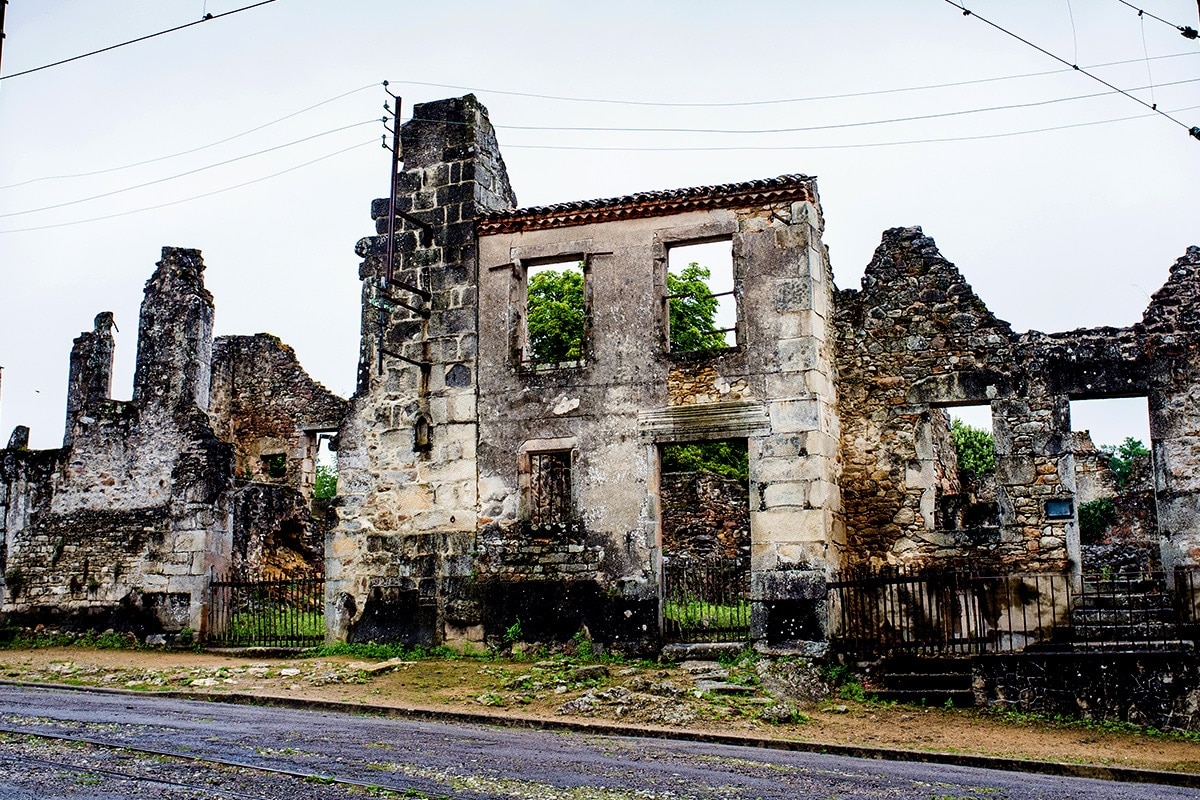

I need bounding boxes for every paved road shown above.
[0,684,1195,799]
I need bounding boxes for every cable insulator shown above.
[1181,26,1199,39]
[1190,126,1200,141]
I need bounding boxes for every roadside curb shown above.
[3,679,1198,789]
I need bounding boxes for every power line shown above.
[1,83,376,189]
[0,140,374,234]
[945,0,1200,140]
[497,104,1200,152]
[393,51,1198,109]
[0,119,376,219]
[0,0,278,81]
[1114,0,1200,40]
[411,77,1200,135]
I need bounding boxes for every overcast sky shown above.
[1,0,1197,450]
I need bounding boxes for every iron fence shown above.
[662,557,751,643]
[828,565,1200,657]
[207,571,325,647]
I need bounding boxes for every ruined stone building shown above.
[0,249,344,632]
[4,94,1200,657]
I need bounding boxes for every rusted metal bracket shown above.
[380,346,428,370]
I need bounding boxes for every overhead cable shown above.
[497,104,1200,152]
[393,51,1198,109]
[0,140,374,234]
[0,119,377,219]
[945,0,1200,140]
[1,83,377,189]
[1114,0,1199,40]
[410,77,1200,135]
[0,0,278,81]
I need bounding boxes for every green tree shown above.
[526,266,586,363]
[951,419,996,480]
[668,263,728,353]
[314,464,337,499]
[1101,437,1150,490]
[661,440,749,483]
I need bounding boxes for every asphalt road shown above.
[0,684,1195,799]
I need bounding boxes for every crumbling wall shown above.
[327,95,516,647]
[1,248,233,633]
[836,231,1200,577]
[660,471,749,562]
[836,227,1076,571]
[1071,431,1118,504]
[209,334,346,492]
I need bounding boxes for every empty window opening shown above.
[527,450,573,524]
[314,434,338,500]
[1068,396,1157,569]
[524,259,585,365]
[666,240,735,352]
[261,453,287,480]
[934,405,998,531]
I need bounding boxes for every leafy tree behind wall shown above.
[661,440,749,483]
[668,262,729,353]
[525,261,728,363]
[526,266,586,363]
[314,464,337,499]
[1100,437,1150,490]
[951,419,996,480]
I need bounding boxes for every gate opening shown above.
[659,439,750,642]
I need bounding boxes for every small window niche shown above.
[523,258,586,367]
[261,453,287,480]
[934,404,999,531]
[526,450,574,524]
[666,239,736,353]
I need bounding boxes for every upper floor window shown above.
[666,240,736,353]
[522,258,587,367]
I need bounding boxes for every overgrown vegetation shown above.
[0,628,141,650]
[660,439,749,482]
[667,262,729,353]
[526,265,586,363]
[951,419,996,480]
[1101,436,1150,490]
[1078,497,1118,543]
[314,464,338,499]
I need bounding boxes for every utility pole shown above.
[0,0,9,76]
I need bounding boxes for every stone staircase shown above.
[1068,575,1191,649]
[870,655,975,707]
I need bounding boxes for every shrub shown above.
[1079,497,1117,544]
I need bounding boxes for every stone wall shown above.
[327,95,517,646]
[660,470,749,562]
[1,248,344,634]
[975,652,1200,732]
[1,249,233,633]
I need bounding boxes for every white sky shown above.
[1,1,1197,450]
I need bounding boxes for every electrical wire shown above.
[391,51,1198,109]
[0,0,278,81]
[944,0,1198,137]
[409,77,1200,135]
[0,139,374,234]
[0,83,377,189]
[0,119,377,219]
[496,104,1200,152]
[1114,0,1200,39]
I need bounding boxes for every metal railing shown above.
[207,571,325,647]
[662,557,751,643]
[828,565,1200,656]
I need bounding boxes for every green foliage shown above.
[1101,437,1150,490]
[661,439,749,482]
[503,618,523,644]
[951,419,996,479]
[668,262,729,353]
[1078,497,1118,544]
[314,464,338,499]
[526,265,585,363]
[3,567,25,598]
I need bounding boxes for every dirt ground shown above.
[1,646,1198,776]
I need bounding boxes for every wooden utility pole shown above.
[0,1,9,76]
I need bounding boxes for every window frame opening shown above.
[518,256,589,370]
[522,448,576,525]
[664,238,737,355]
[931,403,999,533]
